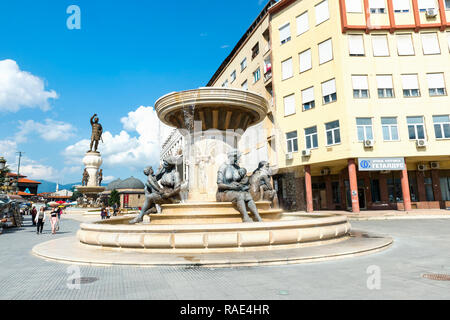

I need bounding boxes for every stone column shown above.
[304,165,313,213]
[400,169,412,211]
[83,152,102,187]
[348,159,360,213]
[416,171,427,201]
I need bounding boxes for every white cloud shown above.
[64,106,173,172]
[103,176,115,183]
[0,139,18,164]
[0,59,58,112]
[15,119,76,143]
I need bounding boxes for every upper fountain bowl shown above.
[155,87,269,131]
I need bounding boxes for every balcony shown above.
[264,70,272,84]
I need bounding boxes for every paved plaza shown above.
[0,214,449,300]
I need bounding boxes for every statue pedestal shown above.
[83,151,102,187]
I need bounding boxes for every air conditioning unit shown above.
[430,162,440,169]
[364,139,375,148]
[302,149,311,157]
[286,153,294,160]
[426,8,438,17]
[416,139,427,148]
[320,168,331,176]
[418,164,428,172]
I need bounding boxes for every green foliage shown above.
[71,190,82,201]
[109,189,120,206]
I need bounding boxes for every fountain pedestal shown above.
[75,151,105,207]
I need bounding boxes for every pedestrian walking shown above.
[31,206,37,226]
[100,207,107,220]
[35,207,46,234]
[50,208,58,234]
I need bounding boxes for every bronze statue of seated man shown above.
[216,150,262,223]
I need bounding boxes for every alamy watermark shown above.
[366,265,381,290]
[66,265,81,290]
[66,5,81,30]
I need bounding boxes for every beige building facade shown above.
[209,0,450,212]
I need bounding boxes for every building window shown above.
[318,38,333,64]
[397,34,415,56]
[348,34,365,56]
[281,57,293,80]
[433,115,450,139]
[427,73,446,96]
[325,120,341,145]
[356,118,374,141]
[387,177,403,203]
[286,131,298,153]
[283,94,296,116]
[299,49,312,72]
[369,0,386,13]
[253,68,261,83]
[305,126,318,149]
[279,23,291,45]
[322,79,337,104]
[230,70,236,83]
[407,116,426,140]
[371,179,381,202]
[421,33,441,55]
[401,74,420,97]
[252,42,259,59]
[301,87,315,111]
[381,117,399,141]
[346,0,363,13]
[352,75,369,98]
[445,0,450,10]
[241,80,248,91]
[240,58,247,72]
[296,11,309,36]
[372,35,390,56]
[418,0,437,11]
[424,177,435,201]
[376,75,394,98]
[315,0,330,25]
[393,0,411,12]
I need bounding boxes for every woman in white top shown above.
[35,206,46,234]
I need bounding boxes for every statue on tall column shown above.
[129,157,182,224]
[88,114,103,153]
[82,169,89,186]
[216,150,263,223]
[249,161,279,208]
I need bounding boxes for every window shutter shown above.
[352,75,369,90]
[376,75,393,88]
[282,58,293,80]
[302,87,315,103]
[322,79,336,96]
[393,0,410,11]
[346,0,363,12]
[279,23,291,43]
[372,35,389,56]
[348,35,365,55]
[296,12,309,35]
[401,74,419,90]
[284,94,296,116]
[319,39,333,64]
[315,0,330,25]
[421,33,440,55]
[397,34,414,55]
[427,73,445,89]
[299,49,312,72]
[369,0,386,8]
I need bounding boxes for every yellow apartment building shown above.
[209,0,450,213]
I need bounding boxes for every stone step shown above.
[160,201,272,215]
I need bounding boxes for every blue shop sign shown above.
[358,158,405,171]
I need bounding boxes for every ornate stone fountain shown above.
[33,88,392,266]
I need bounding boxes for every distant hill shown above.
[36,181,81,193]
[36,181,107,193]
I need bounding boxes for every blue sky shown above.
[0,0,269,186]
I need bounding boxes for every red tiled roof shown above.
[18,191,35,196]
[18,178,41,184]
[7,173,26,178]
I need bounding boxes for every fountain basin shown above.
[77,213,351,253]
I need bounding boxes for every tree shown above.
[71,191,82,202]
[109,189,120,207]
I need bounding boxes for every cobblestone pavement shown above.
[1,215,449,300]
